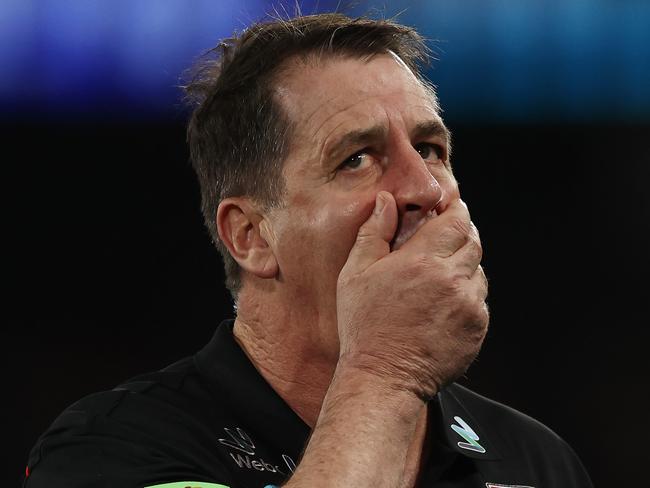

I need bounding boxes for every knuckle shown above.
[481,301,491,324]
[473,301,490,329]
[433,257,458,281]
[442,274,467,298]
[479,265,488,285]
[356,226,374,242]
[469,237,483,260]
[472,300,489,326]
[469,273,488,303]
[469,221,481,240]
[404,252,440,279]
[463,310,488,343]
[450,216,470,236]
[469,229,482,249]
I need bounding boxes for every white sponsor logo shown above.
[218,427,296,475]
[229,452,284,473]
[218,427,256,455]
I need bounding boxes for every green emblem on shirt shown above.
[144,482,229,488]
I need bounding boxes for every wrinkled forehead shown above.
[273,52,440,139]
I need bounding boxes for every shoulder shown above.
[447,382,565,443]
[25,357,233,488]
[442,383,593,487]
[53,356,215,439]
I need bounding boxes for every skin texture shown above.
[216,53,489,487]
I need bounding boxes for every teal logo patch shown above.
[451,415,486,453]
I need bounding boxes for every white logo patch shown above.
[217,427,296,475]
[218,427,256,455]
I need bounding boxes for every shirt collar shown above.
[195,320,500,464]
[194,319,311,460]
[438,385,502,461]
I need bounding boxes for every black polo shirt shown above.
[25,320,593,488]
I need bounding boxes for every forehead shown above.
[274,53,440,152]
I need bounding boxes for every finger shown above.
[342,191,398,277]
[400,199,471,258]
[471,265,489,303]
[466,265,490,323]
[448,221,483,278]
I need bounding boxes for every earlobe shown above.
[216,198,279,280]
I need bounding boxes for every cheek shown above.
[275,196,373,282]
[323,199,371,262]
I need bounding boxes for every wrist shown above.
[283,353,427,488]
[324,354,427,423]
[336,351,439,404]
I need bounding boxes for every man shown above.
[25,13,593,488]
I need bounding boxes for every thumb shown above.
[343,191,398,275]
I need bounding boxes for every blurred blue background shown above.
[6,3,649,487]
[2,0,649,122]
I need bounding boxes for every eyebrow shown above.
[322,119,451,166]
[323,125,387,164]
[411,119,450,143]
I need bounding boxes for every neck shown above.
[232,284,339,427]
[231,283,430,486]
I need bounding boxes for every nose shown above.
[387,146,444,219]
[384,144,447,250]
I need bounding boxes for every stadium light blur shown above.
[1,0,648,122]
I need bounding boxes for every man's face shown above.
[266,53,460,352]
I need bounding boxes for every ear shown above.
[216,197,279,280]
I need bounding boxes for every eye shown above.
[338,150,374,172]
[415,142,444,162]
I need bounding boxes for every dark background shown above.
[6,121,649,485]
[4,0,650,486]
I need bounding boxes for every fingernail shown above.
[374,193,386,215]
